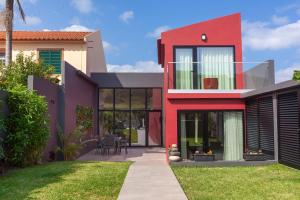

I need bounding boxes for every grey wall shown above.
[91,73,163,88]
[28,75,60,161]
[244,60,275,89]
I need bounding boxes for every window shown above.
[146,89,162,110]
[115,89,130,110]
[131,89,146,110]
[175,47,234,89]
[39,49,62,74]
[99,89,114,110]
[0,52,5,64]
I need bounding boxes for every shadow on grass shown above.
[0,161,83,199]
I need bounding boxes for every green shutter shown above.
[39,50,62,74]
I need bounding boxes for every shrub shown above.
[293,70,300,82]
[0,53,59,89]
[5,84,49,166]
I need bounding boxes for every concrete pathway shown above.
[117,148,188,200]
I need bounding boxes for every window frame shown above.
[38,48,64,74]
[173,45,236,89]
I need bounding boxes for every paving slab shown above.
[117,148,187,200]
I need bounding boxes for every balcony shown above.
[166,60,274,98]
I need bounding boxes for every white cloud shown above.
[147,25,171,38]
[102,41,118,53]
[25,16,41,26]
[275,65,300,83]
[271,15,289,25]
[119,11,134,23]
[71,0,93,14]
[60,24,93,32]
[107,61,163,72]
[243,20,300,50]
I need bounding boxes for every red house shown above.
[158,13,251,161]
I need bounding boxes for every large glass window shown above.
[114,111,130,140]
[174,47,234,90]
[99,111,114,136]
[99,89,114,110]
[179,111,243,161]
[175,48,193,89]
[115,89,130,110]
[131,89,146,110]
[131,111,146,146]
[147,89,162,110]
[98,88,162,147]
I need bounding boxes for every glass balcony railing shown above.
[166,61,273,91]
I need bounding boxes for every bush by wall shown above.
[293,70,300,82]
[5,84,49,166]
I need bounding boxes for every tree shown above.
[293,70,300,82]
[4,0,26,66]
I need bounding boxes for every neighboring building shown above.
[157,13,276,161]
[0,31,107,75]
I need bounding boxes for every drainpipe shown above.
[272,93,279,161]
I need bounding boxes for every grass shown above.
[0,161,131,200]
[172,164,300,200]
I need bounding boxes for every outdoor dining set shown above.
[95,134,128,155]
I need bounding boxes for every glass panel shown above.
[99,89,114,110]
[114,112,130,140]
[131,89,146,110]
[223,112,243,161]
[207,112,224,160]
[115,89,130,110]
[180,112,204,159]
[147,89,162,110]
[148,112,161,146]
[175,48,193,89]
[131,111,146,146]
[99,111,114,136]
[197,47,234,89]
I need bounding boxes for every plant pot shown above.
[203,78,218,89]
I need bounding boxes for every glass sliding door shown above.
[223,112,243,161]
[99,88,162,147]
[179,111,243,161]
[180,112,204,159]
[114,111,130,140]
[175,48,193,89]
[197,47,234,89]
[148,112,162,146]
[131,111,146,146]
[173,47,235,90]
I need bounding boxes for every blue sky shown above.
[2,0,300,82]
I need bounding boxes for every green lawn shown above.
[0,161,131,200]
[172,164,300,200]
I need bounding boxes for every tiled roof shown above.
[0,31,92,41]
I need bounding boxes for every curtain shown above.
[198,47,234,89]
[223,112,243,161]
[180,113,187,159]
[176,49,193,89]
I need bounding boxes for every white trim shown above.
[168,89,253,94]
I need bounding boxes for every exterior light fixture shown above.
[201,33,207,41]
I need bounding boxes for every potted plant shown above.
[203,78,218,89]
[243,149,267,161]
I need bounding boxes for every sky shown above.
[1,0,300,82]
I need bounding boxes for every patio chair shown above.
[95,139,103,154]
[117,137,128,154]
[101,135,117,155]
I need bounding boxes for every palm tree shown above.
[4,0,25,66]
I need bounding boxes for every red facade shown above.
[158,13,246,151]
